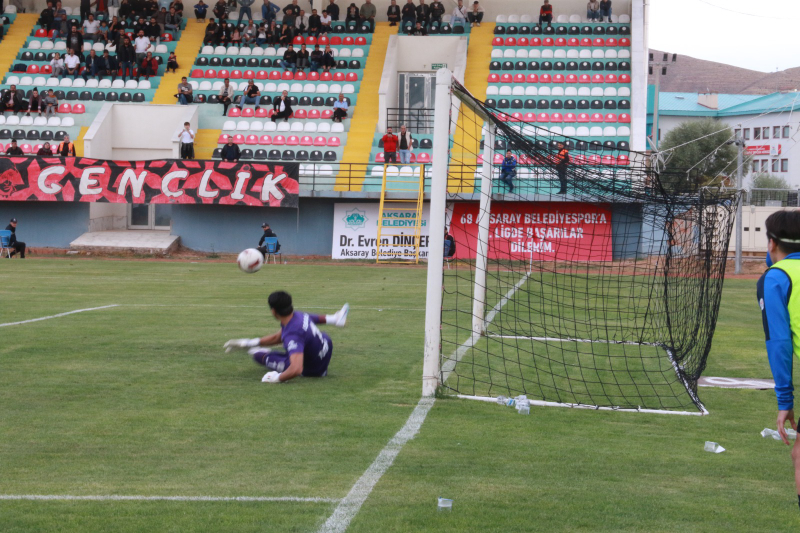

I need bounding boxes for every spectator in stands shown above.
[220,137,240,161]
[332,93,348,122]
[599,0,611,22]
[58,135,76,156]
[398,124,413,164]
[359,0,376,31]
[97,20,110,43]
[309,44,323,71]
[177,76,193,104]
[237,0,254,24]
[139,51,159,80]
[179,122,195,159]
[167,50,179,72]
[67,26,84,54]
[217,21,232,44]
[37,142,53,156]
[170,0,184,17]
[241,21,256,46]
[218,77,234,115]
[271,89,292,122]
[52,13,69,41]
[499,150,516,192]
[262,0,280,24]
[5,218,26,258]
[280,43,298,73]
[118,37,136,81]
[165,7,181,34]
[1,86,26,115]
[321,44,336,72]
[326,0,339,20]
[50,52,65,79]
[194,0,208,20]
[134,30,151,65]
[257,222,281,256]
[239,79,261,111]
[203,17,218,44]
[82,49,102,80]
[134,15,148,34]
[430,0,444,26]
[231,24,242,45]
[415,0,430,28]
[119,0,133,19]
[55,0,67,15]
[148,15,163,44]
[293,9,307,33]
[345,2,360,26]
[451,0,467,26]
[587,0,600,21]
[266,20,280,46]
[98,49,118,79]
[401,0,415,27]
[64,49,82,80]
[296,44,310,72]
[409,20,426,35]
[539,0,553,27]
[555,142,569,194]
[386,0,399,26]
[108,0,120,18]
[443,228,455,258]
[83,13,101,40]
[80,0,92,21]
[308,8,321,36]
[382,127,398,163]
[144,0,159,17]
[283,0,299,17]
[320,9,332,32]
[279,21,294,46]
[26,89,43,117]
[5,140,24,156]
[212,0,227,20]
[108,16,123,44]
[130,0,145,18]
[40,2,56,30]
[467,0,482,27]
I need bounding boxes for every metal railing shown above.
[385,107,435,134]
[745,188,800,207]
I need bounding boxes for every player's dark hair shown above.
[268,291,293,317]
[765,210,800,255]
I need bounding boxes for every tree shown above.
[658,118,738,191]
[751,172,789,189]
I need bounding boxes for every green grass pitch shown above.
[1,259,798,532]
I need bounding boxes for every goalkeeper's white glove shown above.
[262,371,282,383]
[224,338,261,353]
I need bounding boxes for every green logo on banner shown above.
[343,208,368,230]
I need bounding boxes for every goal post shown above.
[421,71,740,414]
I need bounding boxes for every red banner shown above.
[450,202,613,261]
[0,157,300,208]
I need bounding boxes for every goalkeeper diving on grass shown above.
[224,291,349,383]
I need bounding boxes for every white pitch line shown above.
[0,494,340,503]
[317,397,435,533]
[0,305,119,328]
[122,304,425,311]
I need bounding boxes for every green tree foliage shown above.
[659,119,738,190]
[751,172,789,189]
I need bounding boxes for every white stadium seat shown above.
[211,81,224,90]
[538,87,551,96]
[605,50,618,59]
[19,115,33,126]
[46,77,59,87]
[223,120,236,131]
[264,47,278,56]
[41,41,54,49]
[155,44,168,54]
[495,14,507,23]
[29,40,41,50]
[291,122,303,132]
[264,121,277,132]
[551,87,564,96]
[498,86,512,96]
[565,87,577,96]
[277,121,290,131]
[236,120,250,131]
[20,76,33,86]
[619,50,631,59]
[567,50,579,58]
[199,81,212,90]
[61,117,75,127]
[520,14,533,23]
[352,48,364,58]
[303,122,317,133]
[251,47,264,55]
[72,78,86,88]
[562,126,576,136]
[329,84,342,94]
[316,84,329,93]
[603,126,617,136]
[617,126,631,136]
[541,50,553,58]
[578,87,591,96]
[303,83,316,92]
[277,82,290,92]
[592,50,605,59]
[250,122,263,131]
[569,15,581,23]
[589,126,603,136]
[93,42,104,52]
[342,84,355,94]
[54,41,66,50]
[579,50,591,58]
[525,86,537,96]
[33,76,46,86]
[112,79,125,88]
[86,79,99,88]
[6,115,19,125]
[554,50,566,59]
[512,87,524,96]
[338,48,351,57]
[619,14,630,23]
[508,14,520,23]
[604,88,617,96]
[290,82,303,92]
[556,15,568,22]
[576,126,590,136]
[317,122,331,133]
[491,49,502,59]
[264,82,277,92]
[201,45,214,54]
[227,46,239,55]
[591,87,603,96]
[618,87,631,97]
[47,117,61,126]
[189,80,199,90]
[239,47,251,56]
[503,49,515,58]
[33,116,47,126]
[214,46,226,54]
[516,49,528,59]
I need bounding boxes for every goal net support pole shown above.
[422,68,453,397]
[471,124,495,336]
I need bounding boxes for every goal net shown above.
[426,75,739,415]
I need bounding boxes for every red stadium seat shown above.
[242,108,254,117]
[293,109,307,119]
[504,37,516,46]
[500,73,512,83]
[375,152,385,162]
[318,36,329,45]
[327,136,340,146]
[345,72,357,81]
[543,37,554,46]
[300,135,313,146]
[355,37,366,45]
[617,155,630,166]
[513,74,525,83]
[231,70,243,79]
[41,65,52,74]
[605,37,618,47]
[320,72,332,81]
[551,112,563,122]
[517,37,529,46]
[21,143,32,154]
[161,33,173,42]
[329,36,341,45]
[539,73,551,83]
[269,70,281,80]
[496,113,509,122]
[580,38,592,47]
[256,70,268,79]
[280,71,293,80]
[510,112,523,122]
[307,71,320,81]
[591,113,604,122]
[565,74,578,83]
[487,73,499,83]
[27,65,39,73]
[35,28,47,37]
[577,113,590,122]
[526,73,538,83]
[72,104,85,114]
[245,135,258,145]
[618,74,631,83]
[416,153,430,163]
[553,74,565,83]
[537,112,549,122]
[563,112,576,122]
[333,72,344,81]
[592,74,604,83]
[567,38,579,46]
[619,38,631,47]
[604,113,617,122]
[192,69,204,77]
[601,155,614,165]
[555,37,566,46]
[321,109,333,119]
[530,37,541,46]
[605,74,617,83]
[218,133,230,143]
[243,70,255,79]
[272,135,286,145]
[233,134,245,143]
[218,69,229,78]
[588,154,601,165]
[294,71,306,80]
[259,135,272,145]
[306,36,317,45]
[593,38,605,47]
[313,136,327,146]
[255,108,268,118]
[343,36,354,45]
[492,153,503,164]
[618,113,631,123]
[228,107,241,117]
[523,112,536,122]
[58,103,71,113]
[579,74,591,83]
[293,35,304,45]
[308,109,320,119]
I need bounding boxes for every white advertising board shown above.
[332,202,431,260]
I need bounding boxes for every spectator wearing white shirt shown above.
[320,9,332,32]
[83,14,101,40]
[50,52,65,79]
[178,122,195,159]
[64,49,82,80]
[451,0,467,26]
[134,30,151,65]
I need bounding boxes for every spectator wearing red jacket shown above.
[539,0,553,27]
[382,126,398,163]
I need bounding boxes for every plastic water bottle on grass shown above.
[496,396,508,405]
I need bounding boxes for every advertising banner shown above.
[0,157,300,208]
[449,202,613,261]
[332,202,431,259]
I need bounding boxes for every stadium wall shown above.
[0,202,90,248]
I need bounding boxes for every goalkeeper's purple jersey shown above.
[281,311,332,377]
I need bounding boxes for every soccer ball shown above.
[237,248,264,273]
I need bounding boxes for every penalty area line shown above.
[0,305,120,328]
[0,494,340,503]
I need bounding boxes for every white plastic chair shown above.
[201,45,214,54]
[29,41,42,50]
[6,115,19,126]
[290,122,303,132]
[72,78,86,88]
[223,120,236,131]
[46,77,59,87]
[47,117,61,126]
[556,15,568,23]
[603,126,617,137]
[316,84,329,94]
[227,46,239,55]
[155,44,168,54]
[569,14,581,23]
[341,84,354,94]
[61,117,75,127]
[199,81,212,90]
[331,122,344,133]
[317,122,331,133]
[20,115,33,126]
[112,79,124,88]
[277,121,290,132]
[303,122,317,133]
[250,122,263,131]
[352,48,364,58]
[589,126,603,137]
[214,46,226,54]
[33,116,48,126]
[508,14,520,23]
[617,126,631,136]
[42,41,54,50]
[619,14,631,23]
[495,14,508,23]
[236,120,250,131]
[20,76,33,86]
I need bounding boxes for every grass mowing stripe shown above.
[0,305,119,328]
[0,495,340,503]
[318,397,436,533]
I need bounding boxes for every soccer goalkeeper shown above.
[757,210,800,511]
[224,291,349,383]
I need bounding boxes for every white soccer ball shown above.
[237,248,264,273]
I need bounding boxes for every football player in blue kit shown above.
[224,291,349,383]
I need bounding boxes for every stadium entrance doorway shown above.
[398,72,435,134]
[129,204,173,230]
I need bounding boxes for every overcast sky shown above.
[648,0,798,72]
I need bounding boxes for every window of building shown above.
[774,126,781,138]
[781,159,788,172]
[763,127,769,139]
[772,159,779,172]
[783,125,791,138]
[754,128,761,140]
[735,128,741,139]
[744,128,751,140]
[761,160,768,172]
[752,160,759,173]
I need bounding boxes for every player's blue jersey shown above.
[281,311,332,377]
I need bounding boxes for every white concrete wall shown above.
[378,35,400,133]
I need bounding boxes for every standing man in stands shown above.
[382,126,398,163]
[397,124,413,164]
[179,122,195,159]
[429,0,444,27]
[539,0,553,27]
[326,0,339,20]
[443,227,455,259]
[5,218,26,259]
[415,0,430,29]
[257,221,281,257]
[237,0,254,23]
[117,37,136,81]
[57,135,76,156]
[555,141,569,194]
[400,0,415,28]
[220,137,241,162]
[499,150,516,193]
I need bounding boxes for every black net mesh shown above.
[440,80,739,412]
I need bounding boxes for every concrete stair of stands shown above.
[334,23,391,192]
[193,129,220,159]
[0,14,39,82]
[152,20,207,105]
[70,230,180,254]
